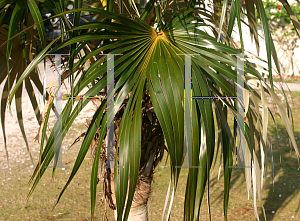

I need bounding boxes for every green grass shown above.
[150,91,300,220]
[0,143,111,220]
[1,92,300,220]
[274,77,300,84]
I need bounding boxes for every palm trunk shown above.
[89,91,165,221]
[114,203,148,221]
[107,168,151,221]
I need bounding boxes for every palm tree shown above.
[1,0,300,220]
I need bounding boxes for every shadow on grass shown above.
[210,171,241,205]
[259,122,300,220]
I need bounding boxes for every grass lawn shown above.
[274,77,300,84]
[149,91,300,220]
[0,91,300,220]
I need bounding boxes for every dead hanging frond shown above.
[32,58,86,144]
[68,132,87,149]
[32,89,55,144]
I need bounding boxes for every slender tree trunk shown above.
[104,167,151,221]
[90,91,164,221]
[108,168,151,221]
[114,203,148,221]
